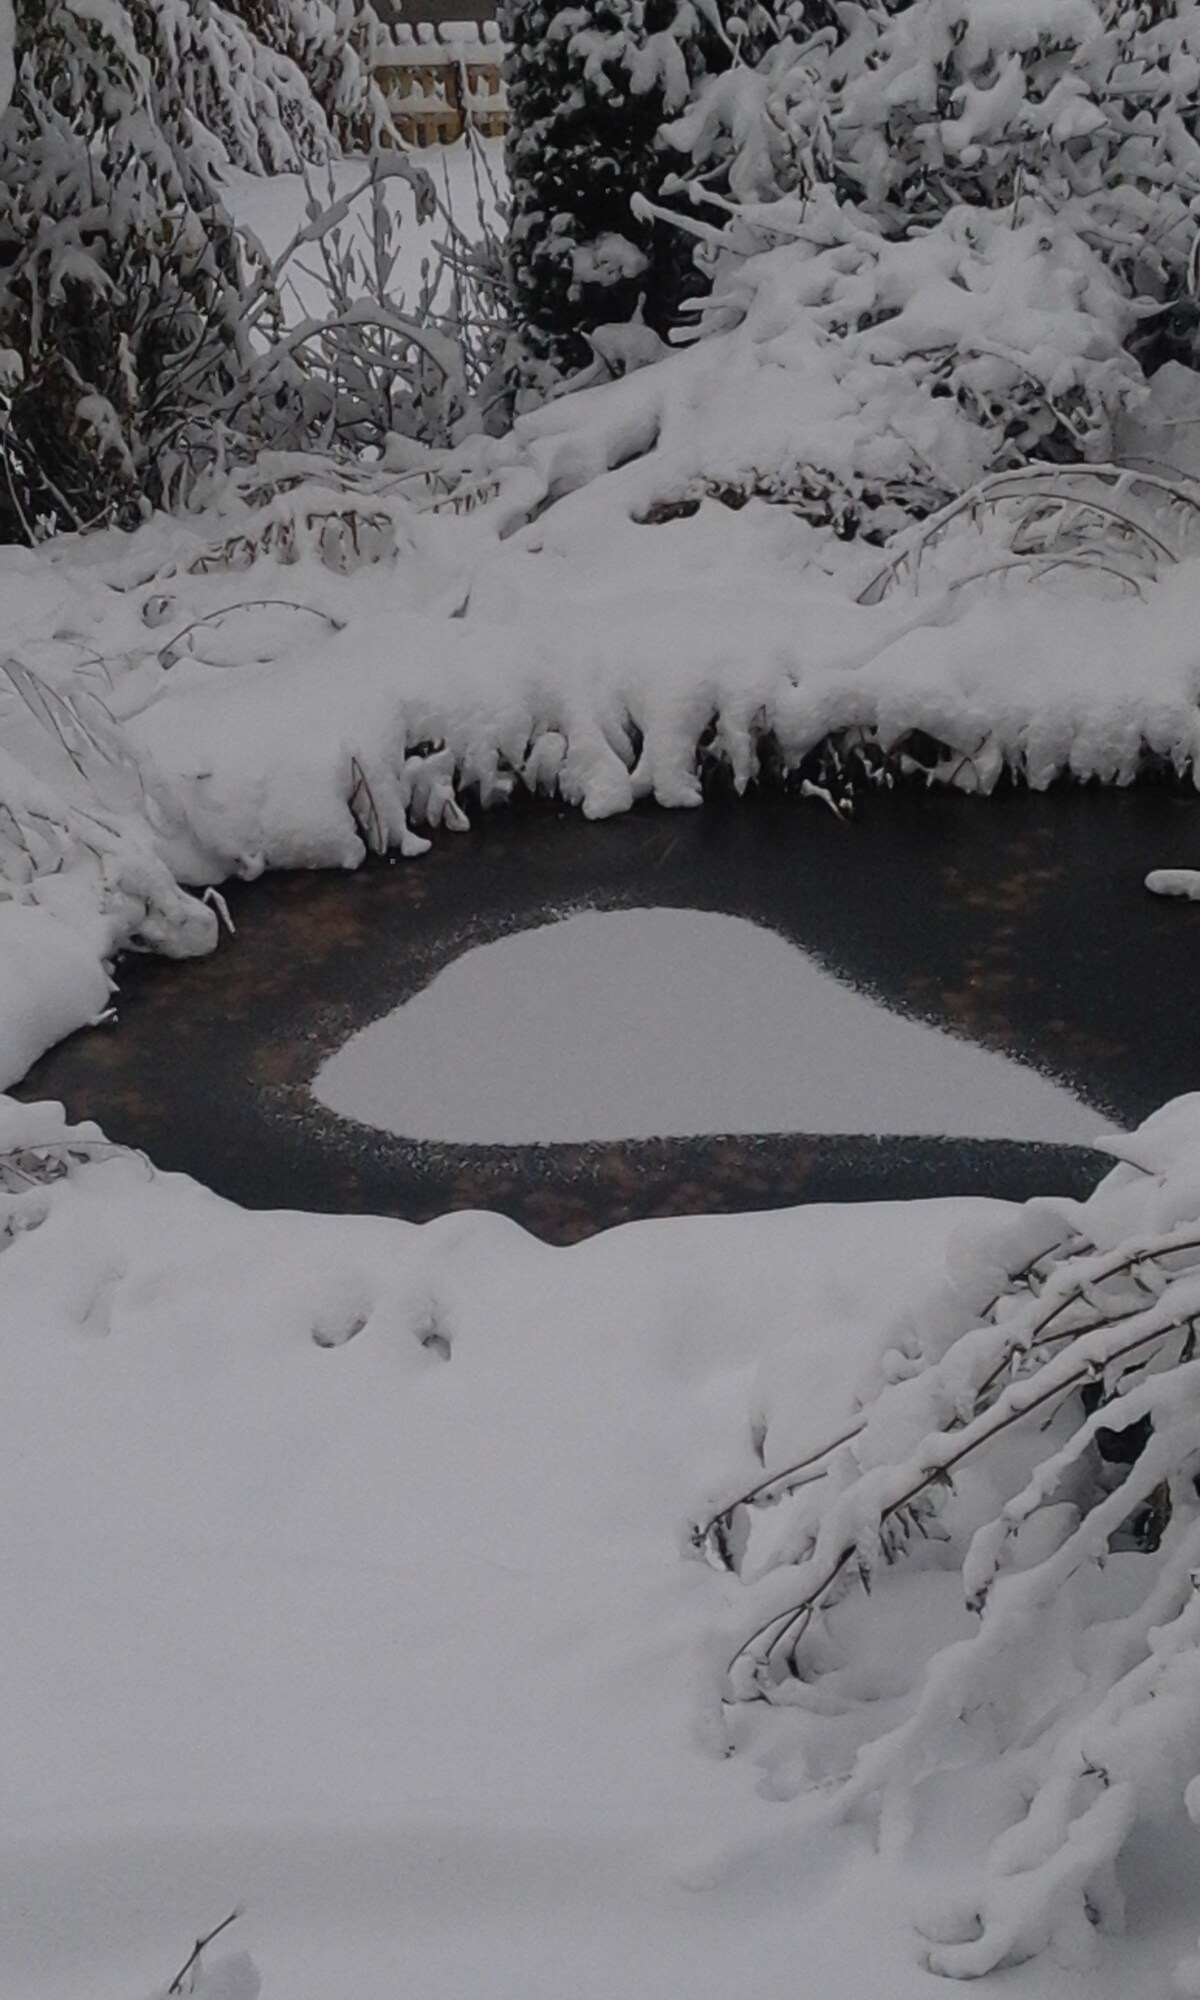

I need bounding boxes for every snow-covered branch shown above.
[705,1099,1200,1981]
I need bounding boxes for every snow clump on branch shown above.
[665,0,1200,349]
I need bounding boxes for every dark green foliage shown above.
[0,0,255,540]
[501,0,778,376]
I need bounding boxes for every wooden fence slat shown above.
[375,28,508,145]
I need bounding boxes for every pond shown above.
[13,781,1200,1241]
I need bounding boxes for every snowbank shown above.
[0,1091,1186,1999]
[0,905,110,1089]
[0,1094,1194,1997]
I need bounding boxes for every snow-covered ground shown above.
[313,906,1110,1144]
[3,1094,1196,2000]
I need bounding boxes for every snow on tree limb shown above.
[705,1097,1200,1981]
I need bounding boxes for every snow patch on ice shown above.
[1146,867,1200,901]
[312,906,1111,1144]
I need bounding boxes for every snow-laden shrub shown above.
[230,156,502,457]
[700,1096,1200,1982]
[834,0,1200,335]
[0,1096,143,1251]
[859,461,1200,608]
[721,189,1138,461]
[0,0,498,541]
[612,0,1200,528]
[501,0,783,377]
[665,0,1200,356]
[0,646,220,965]
[603,188,1143,536]
[657,16,835,211]
[0,0,262,538]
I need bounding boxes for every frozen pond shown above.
[313,907,1110,1145]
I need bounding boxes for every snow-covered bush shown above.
[833,0,1200,335]
[480,182,1141,544]
[669,190,1143,527]
[613,0,1200,531]
[0,1097,143,1250]
[666,0,1200,342]
[0,0,263,539]
[0,0,499,540]
[700,1097,1200,1981]
[501,0,781,377]
[656,6,836,213]
[234,155,502,455]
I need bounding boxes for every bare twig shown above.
[694,1419,867,1561]
[727,1302,1195,1686]
[158,599,344,667]
[859,464,1200,607]
[166,1908,242,1995]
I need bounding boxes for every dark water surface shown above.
[15,784,1200,1241]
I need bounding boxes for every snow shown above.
[1113,362,1200,488]
[1145,867,1200,901]
[2,17,1200,2000]
[0,1104,979,1997]
[312,906,1110,1145]
[0,1099,1196,1999]
[0,904,111,1089]
[706,1090,1200,1984]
